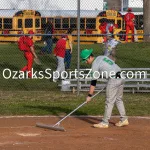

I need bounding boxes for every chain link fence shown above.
[0,0,150,93]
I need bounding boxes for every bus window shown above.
[25,19,33,28]
[41,18,46,29]
[47,18,54,28]
[122,16,126,30]
[0,18,2,29]
[135,15,138,29]
[18,19,22,28]
[139,15,143,29]
[117,19,121,29]
[47,18,54,23]
[135,15,143,30]
[86,18,96,29]
[35,18,40,28]
[55,18,61,28]
[108,19,115,24]
[4,18,12,29]
[70,18,77,29]
[80,18,85,29]
[62,18,69,28]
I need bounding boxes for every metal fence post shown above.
[77,0,80,96]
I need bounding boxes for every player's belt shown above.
[24,50,30,52]
[115,72,121,78]
[111,72,121,79]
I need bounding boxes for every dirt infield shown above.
[0,116,149,150]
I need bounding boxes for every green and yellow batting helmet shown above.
[80,49,93,62]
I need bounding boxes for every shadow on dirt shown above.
[24,105,115,126]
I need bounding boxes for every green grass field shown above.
[0,91,150,116]
[0,42,150,116]
[1,42,150,91]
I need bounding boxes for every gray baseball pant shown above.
[102,78,127,124]
[53,56,65,79]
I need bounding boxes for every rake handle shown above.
[53,88,104,127]
[54,101,87,127]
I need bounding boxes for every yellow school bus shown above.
[0,9,143,43]
[40,10,143,43]
[0,10,42,42]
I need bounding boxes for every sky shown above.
[0,0,104,10]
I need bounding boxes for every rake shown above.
[36,87,105,131]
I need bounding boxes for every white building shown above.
[0,0,104,10]
[123,0,143,11]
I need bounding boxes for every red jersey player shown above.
[21,30,38,78]
[124,8,135,42]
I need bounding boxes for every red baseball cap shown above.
[128,8,132,11]
[28,30,34,34]
[62,35,68,39]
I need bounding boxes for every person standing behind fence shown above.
[53,35,68,82]
[124,8,135,42]
[80,49,129,128]
[21,30,38,78]
[99,18,107,43]
[99,19,117,43]
[106,20,118,35]
[40,20,54,54]
[103,34,120,61]
[64,28,73,70]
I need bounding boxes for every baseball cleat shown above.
[115,119,129,127]
[93,122,109,128]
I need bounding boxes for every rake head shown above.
[36,123,65,131]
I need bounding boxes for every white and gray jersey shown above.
[105,38,119,51]
[106,23,113,34]
[104,38,119,56]
[91,56,121,79]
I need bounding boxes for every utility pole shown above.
[143,0,150,42]
[121,0,123,11]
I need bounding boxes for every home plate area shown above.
[0,116,149,150]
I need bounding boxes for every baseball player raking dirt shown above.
[80,49,129,128]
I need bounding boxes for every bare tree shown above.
[104,0,121,11]
[143,0,150,42]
